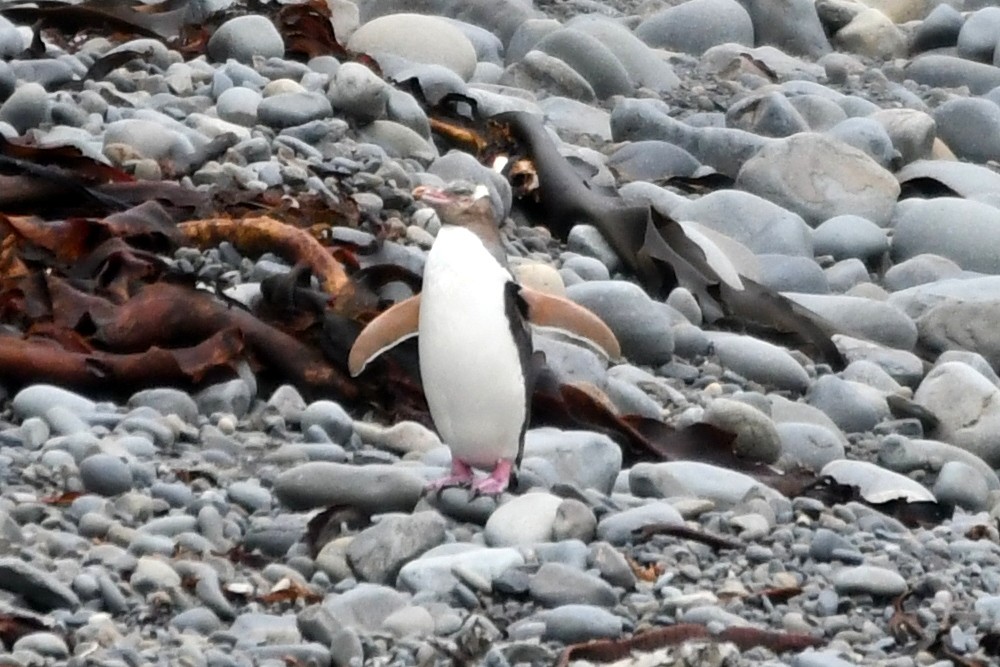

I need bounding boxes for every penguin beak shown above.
[412,185,453,205]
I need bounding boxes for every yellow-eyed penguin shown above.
[349,182,621,495]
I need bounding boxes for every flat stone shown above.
[529,562,617,607]
[12,384,95,419]
[896,159,1000,200]
[127,388,198,423]
[322,583,410,632]
[258,92,332,129]
[274,463,424,513]
[893,198,1000,274]
[834,8,907,59]
[328,61,388,125]
[0,82,48,134]
[820,459,934,503]
[704,332,811,392]
[958,6,1000,62]
[630,461,785,506]
[501,50,596,102]
[869,109,936,165]
[300,400,354,445]
[738,0,831,57]
[537,604,625,643]
[833,565,907,597]
[904,54,1000,95]
[934,97,1000,163]
[783,293,916,350]
[595,501,684,545]
[397,545,525,595]
[566,15,679,92]
[736,133,900,227]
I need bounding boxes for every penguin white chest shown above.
[418,226,527,468]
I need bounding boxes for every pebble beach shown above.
[4,0,1000,665]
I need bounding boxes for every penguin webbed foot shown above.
[425,458,475,495]
[469,459,514,497]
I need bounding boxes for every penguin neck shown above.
[438,221,509,269]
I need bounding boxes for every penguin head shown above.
[413,181,493,228]
[413,181,507,265]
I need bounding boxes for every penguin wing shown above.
[519,287,622,360]
[348,294,421,376]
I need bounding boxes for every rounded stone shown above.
[533,28,633,99]
[79,454,134,496]
[207,15,285,64]
[348,13,477,80]
[328,61,388,124]
[702,398,781,463]
[216,86,262,126]
[933,460,990,511]
[735,133,900,227]
[0,82,49,134]
[636,0,753,55]
[891,198,1000,274]
[934,98,1000,164]
[565,280,675,365]
[814,215,889,263]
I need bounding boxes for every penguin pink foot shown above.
[426,458,475,493]
[470,459,514,496]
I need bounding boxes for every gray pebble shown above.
[537,604,624,643]
[79,453,133,496]
[833,565,906,597]
[529,562,617,607]
[300,400,354,445]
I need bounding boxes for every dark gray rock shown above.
[566,281,675,365]
[275,463,424,513]
[0,559,81,611]
[529,562,617,608]
[79,454,133,496]
[534,28,633,99]
[346,512,447,584]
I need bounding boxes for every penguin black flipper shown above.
[519,287,621,360]
[507,281,548,473]
[348,294,421,376]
